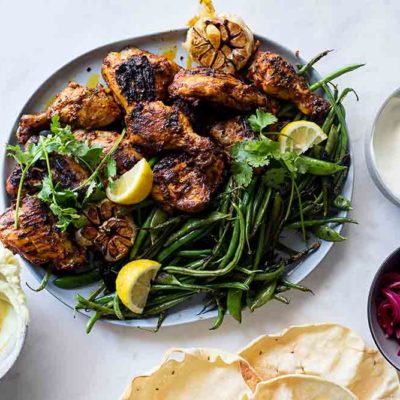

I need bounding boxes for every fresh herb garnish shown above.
[7,115,124,231]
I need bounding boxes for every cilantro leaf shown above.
[248,109,278,133]
[231,161,253,187]
[263,168,290,189]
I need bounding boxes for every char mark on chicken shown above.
[6,154,89,198]
[152,152,224,213]
[73,129,142,174]
[16,81,121,144]
[0,196,87,273]
[168,67,266,111]
[210,115,256,157]
[125,101,218,165]
[246,51,330,118]
[102,48,181,111]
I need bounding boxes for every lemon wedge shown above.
[106,158,153,205]
[116,259,161,314]
[279,120,327,154]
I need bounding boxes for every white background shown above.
[1,0,400,398]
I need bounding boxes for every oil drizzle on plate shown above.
[86,73,100,88]
[160,44,178,61]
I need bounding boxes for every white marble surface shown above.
[1,0,400,398]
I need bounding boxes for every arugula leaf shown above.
[248,109,278,133]
[231,161,253,187]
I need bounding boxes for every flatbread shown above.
[252,374,357,400]
[121,348,260,400]
[239,323,400,400]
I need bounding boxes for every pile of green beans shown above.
[70,51,361,333]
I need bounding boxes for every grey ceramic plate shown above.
[0,30,353,328]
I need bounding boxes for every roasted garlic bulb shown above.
[76,199,137,262]
[184,13,254,74]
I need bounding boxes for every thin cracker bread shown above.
[239,323,400,400]
[121,348,260,400]
[252,374,357,399]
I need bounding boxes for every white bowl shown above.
[366,88,400,206]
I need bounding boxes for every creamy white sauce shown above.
[374,96,400,198]
[0,243,29,379]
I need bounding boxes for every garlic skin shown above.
[184,13,254,74]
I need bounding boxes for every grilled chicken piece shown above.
[125,101,218,167]
[168,67,266,111]
[210,116,256,157]
[6,155,89,197]
[102,48,181,111]
[76,199,137,262]
[16,82,121,144]
[152,153,224,213]
[247,51,330,117]
[0,196,87,273]
[73,130,142,174]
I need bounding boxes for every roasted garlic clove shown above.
[76,199,137,262]
[184,13,254,74]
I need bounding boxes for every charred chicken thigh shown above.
[0,196,87,273]
[247,51,330,117]
[168,67,266,111]
[6,154,89,197]
[16,82,121,144]
[152,153,224,213]
[102,48,181,111]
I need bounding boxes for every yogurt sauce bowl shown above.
[367,88,400,206]
[0,244,29,380]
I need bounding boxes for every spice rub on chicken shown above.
[16,81,121,144]
[152,152,224,213]
[168,67,266,111]
[0,196,87,273]
[102,48,181,111]
[247,51,330,118]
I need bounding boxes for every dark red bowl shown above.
[368,247,400,370]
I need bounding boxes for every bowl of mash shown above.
[0,243,29,380]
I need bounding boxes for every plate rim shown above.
[0,29,353,328]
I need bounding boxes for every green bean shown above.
[210,297,226,330]
[113,293,125,320]
[163,205,245,277]
[144,293,195,316]
[252,187,272,236]
[297,49,333,75]
[94,293,115,305]
[76,294,115,315]
[163,212,228,248]
[157,226,211,262]
[333,195,352,210]
[130,208,156,259]
[177,249,212,258]
[150,209,168,244]
[313,225,346,242]
[250,279,278,311]
[273,294,290,304]
[227,289,242,323]
[147,157,159,168]
[321,108,335,134]
[53,269,100,289]
[86,311,102,334]
[286,216,356,229]
[155,272,181,285]
[146,291,193,308]
[253,217,267,270]
[325,125,338,158]
[27,270,51,292]
[253,264,285,282]
[143,216,185,231]
[88,283,106,302]
[287,241,321,265]
[297,156,345,175]
[251,184,265,226]
[281,278,313,293]
[309,64,364,91]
